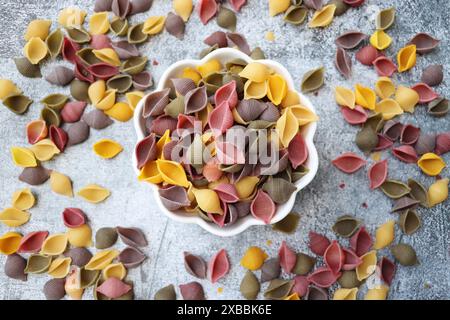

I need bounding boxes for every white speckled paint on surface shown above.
[0,0,449,300]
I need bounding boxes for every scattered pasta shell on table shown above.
[373,220,395,249]
[417,153,446,176]
[3,94,33,114]
[376,7,395,30]
[105,102,134,121]
[103,262,127,280]
[89,12,110,35]
[0,232,22,255]
[335,86,355,109]
[394,85,419,113]
[173,0,193,22]
[40,233,68,255]
[92,48,121,66]
[309,4,336,28]
[283,5,308,25]
[397,45,417,72]
[241,246,268,271]
[48,257,72,278]
[25,254,52,274]
[269,0,290,16]
[46,28,64,59]
[375,98,403,120]
[370,30,392,50]
[356,250,377,281]
[11,188,35,210]
[23,37,48,64]
[85,249,119,270]
[14,57,42,78]
[18,231,49,254]
[301,67,325,93]
[58,7,86,27]
[24,19,52,41]
[68,224,93,247]
[50,171,73,197]
[93,139,123,159]
[355,84,376,110]
[427,178,449,207]
[0,79,21,100]
[30,139,60,161]
[10,147,37,168]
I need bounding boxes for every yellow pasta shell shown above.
[31,139,60,161]
[397,44,417,73]
[191,188,223,214]
[240,246,268,271]
[373,220,395,249]
[280,90,300,108]
[418,153,446,176]
[355,84,376,110]
[24,20,52,41]
[11,147,37,168]
[173,0,193,22]
[50,171,73,197]
[267,74,287,105]
[309,4,336,28]
[333,288,358,300]
[85,249,119,270]
[156,159,190,187]
[334,86,355,109]
[11,188,35,210]
[269,0,290,16]
[244,80,268,100]
[93,139,123,159]
[65,269,84,299]
[375,98,403,120]
[196,59,222,78]
[428,178,449,207]
[58,7,86,27]
[235,176,260,199]
[88,80,106,106]
[138,161,163,184]
[181,67,202,85]
[208,176,229,190]
[287,105,319,126]
[239,63,270,83]
[67,224,93,248]
[77,184,111,203]
[394,85,419,113]
[96,89,117,111]
[370,30,392,50]
[0,79,22,100]
[142,16,166,35]
[89,12,110,35]
[0,232,22,255]
[356,250,377,281]
[23,37,48,65]
[92,48,121,66]
[48,257,72,278]
[126,91,144,110]
[105,102,134,122]
[0,208,30,227]
[365,285,389,300]
[375,77,395,99]
[276,107,298,147]
[284,293,300,300]
[41,233,68,255]
[102,263,127,280]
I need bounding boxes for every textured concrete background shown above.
[0,0,449,300]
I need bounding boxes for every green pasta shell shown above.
[376,7,395,31]
[292,165,309,182]
[428,97,448,117]
[262,177,297,204]
[293,253,316,275]
[272,212,300,234]
[66,27,91,44]
[110,17,129,36]
[154,284,177,300]
[381,180,411,199]
[364,112,385,132]
[332,215,361,238]
[274,167,292,183]
[76,48,102,66]
[41,106,61,127]
[46,28,64,59]
[25,254,52,274]
[217,7,236,31]
[225,59,247,73]
[284,5,308,25]
[338,270,362,288]
[201,72,224,95]
[248,120,274,129]
[121,56,148,75]
[329,0,349,16]
[391,243,418,266]
[165,96,185,118]
[3,94,33,114]
[41,94,69,111]
[407,178,429,207]
[70,79,91,102]
[80,268,100,288]
[95,227,118,249]
[356,126,379,153]
[398,209,421,235]
[222,73,244,95]
[128,23,148,44]
[301,67,325,93]
[14,57,42,78]
[106,74,133,93]
[264,279,294,300]
[199,44,218,59]
[240,270,260,300]
[250,47,266,60]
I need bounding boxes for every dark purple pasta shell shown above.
[112,0,131,19]
[435,132,450,155]
[408,33,440,54]
[204,31,228,48]
[400,124,420,145]
[183,252,207,279]
[82,109,113,129]
[335,31,366,49]
[392,145,418,163]
[184,86,208,114]
[421,64,443,87]
[116,227,148,247]
[179,282,205,300]
[335,47,352,79]
[135,133,157,169]
[19,166,51,185]
[171,78,196,96]
[66,121,90,147]
[112,41,140,60]
[165,12,185,39]
[159,185,191,210]
[118,246,146,268]
[143,89,170,118]
[130,0,153,15]
[226,32,251,55]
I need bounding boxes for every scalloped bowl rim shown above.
[132,48,318,237]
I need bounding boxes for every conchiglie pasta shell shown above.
[173,0,193,22]
[335,86,355,108]
[93,139,123,159]
[428,178,449,207]
[181,67,202,85]
[196,59,222,78]
[23,37,48,65]
[356,250,377,281]
[105,102,134,122]
[10,147,37,168]
[50,171,73,197]
[287,105,319,126]
[417,153,445,176]
[30,139,60,161]
[0,79,22,100]
[68,224,93,247]
[244,80,268,100]
[11,188,35,210]
[373,220,395,249]
[24,20,52,41]
[96,89,117,111]
[191,188,223,214]
[276,107,299,148]
[156,159,190,187]
[267,74,287,105]
[333,288,358,300]
[375,98,403,120]
[89,12,110,35]
[88,80,106,106]
[58,7,86,27]
[269,0,290,16]
[370,30,392,50]
[41,233,68,255]
[103,262,127,280]
[85,249,119,270]
[77,184,111,203]
[365,285,389,300]
[235,176,260,199]
[375,77,395,99]
[110,17,129,36]
[126,91,144,110]
[0,208,30,227]
[138,161,163,184]
[46,28,64,58]
[355,84,376,110]
[394,85,419,113]
[142,16,166,35]
[397,45,417,73]
[0,232,22,255]
[92,48,121,66]
[280,90,300,108]
[48,257,72,278]
[239,63,270,83]
[308,4,336,28]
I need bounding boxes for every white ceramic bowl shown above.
[133,48,318,237]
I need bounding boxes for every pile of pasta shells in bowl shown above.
[133,48,319,236]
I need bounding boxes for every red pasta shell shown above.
[356,45,379,66]
[88,63,119,80]
[74,62,95,83]
[373,56,397,77]
[368,159,388,189]
[61,101,87,123]
[400,124,420,145]
[392,145,418,163]
[26,120,48,144]
[62,208,87,228]
[341,105,367,125]
[18,231,49,253]
[374,134,394,151]
[343,0,365,7]
[213,183,239,203]
[208,102,234,135]
[278,241,297,274]
[207,249,230,283]
[288,133,308,169]
[250,190,276,224]
[435,132,450,155]
[379,256,396,286]
[230,0,246,11]
[292,275,310,297]
[411,83,439,104]
[307,267,341,288]
[49,125,68,152]
[62,37,80,64]
[323,240,344,274]
[215,81,238,109]
[90,34,112,50]
[341,247,362,270]
[198,0,218,25]
[332,152,366,174]
[349,227,373,257]
[308,231,331,256]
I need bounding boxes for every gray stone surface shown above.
[0,0,449,300]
